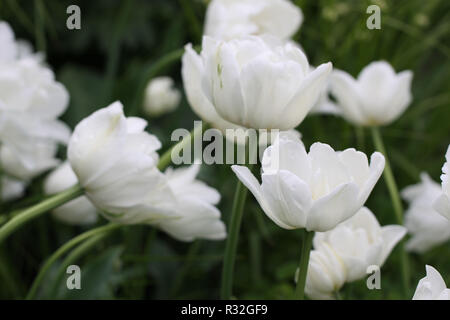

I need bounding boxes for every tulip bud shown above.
[143,76,181,117]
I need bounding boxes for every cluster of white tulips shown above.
[0,0,449,300]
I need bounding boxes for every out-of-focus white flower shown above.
[0,143,60,181]
[204,0,302,41]
[413,265,450,300]
[156,165,227,241]
[402,173,450,253]
[183,36,331,130]
[232,134,385,232]
[0,21,70,184]
[44,162,97,226]
[68,101,178,224]
[313,207,406,282]
[434,146,450,220]
[304,243,347,300]
[330,61,413,126]
[1,176,25,201]
[143,76,181,117]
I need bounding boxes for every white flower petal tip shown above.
[413,265,450,300]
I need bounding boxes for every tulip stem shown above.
[220,176,250,300]
[370,127,410,296]
[26,223,121,300]
[294,230,314,300]
[370,128,403,224]
[221,136,256,300]
[157,122,207,171]
[48,232,111,298]
[0,184,83,245]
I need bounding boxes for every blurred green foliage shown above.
[0,0,449,299]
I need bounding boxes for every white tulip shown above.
[330,61,413,126]
[44,162,97,226]
[402,173,450,253]
[0,23,70,182]
[304,243,347,300]
[313,207,406,282]
[433,145,450,220]
[156,165,227,242]
[143,76,181,117]
[232,133,385,232]
[183,36,332,130]
[68,101,178,224]
[1,176,25,201]
[204,0,303,41]
[413,265,450,300]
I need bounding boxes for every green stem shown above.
[220,138,256,299]
[178,0,202,42]
[103,0,132,102]
[294,230,314,300]
[157,122,206,171]
[370,127,404,224]
[220,176,249,300]
[0,185,83,244]
[370,127,410,296]
[49,232,110,298]
[26,223,121,300]
[34,0,46,52]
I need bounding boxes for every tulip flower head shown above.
[232,133,385,232]
[68,102,178,224]
[182,36,332,130]
[204,0,303,41]
[402,173,450,253]
[305,207,406,299]
[0,21,70,185]
[413,265,450,300]
[433,145,450,220]
[44,162,98,226]
[143,76,181,117]
[330,61,413,126]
